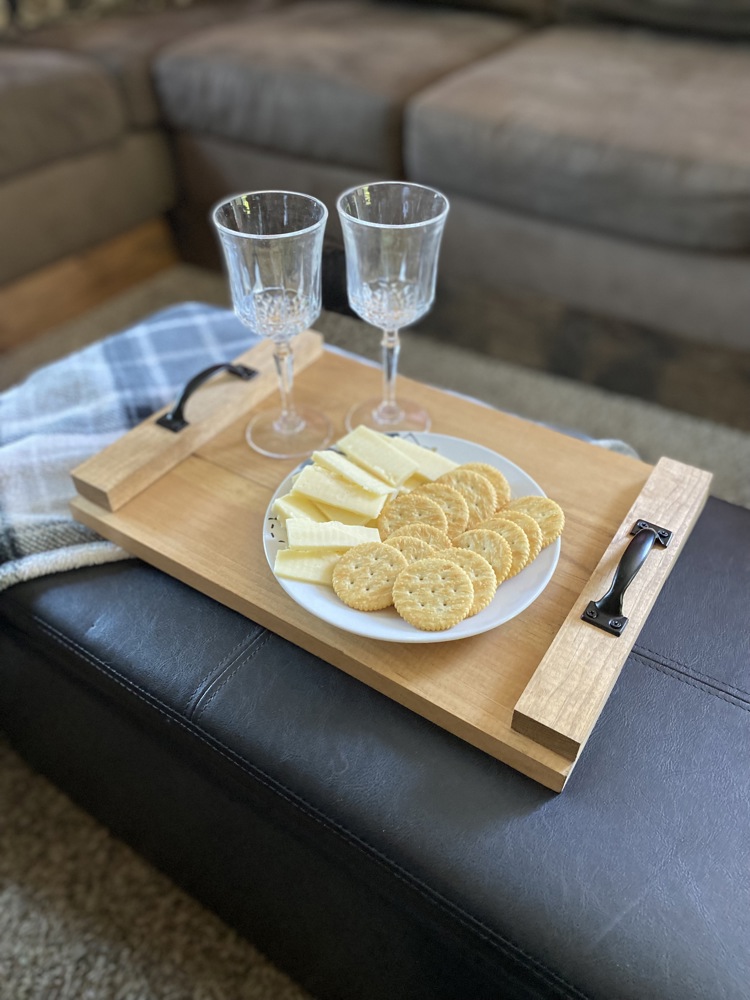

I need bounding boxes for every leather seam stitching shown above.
[185,633,260,718]
[633,643,750,702]
[192,633,273,722]
[632,652,750,713]
[24,613,588,1000]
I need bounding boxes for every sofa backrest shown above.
[5,0,750,43]
[424,0,556,22]
[424,0,750,36]
[560,0,750,37]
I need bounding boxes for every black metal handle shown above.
[156,363,258,433]
[582,519,672,636]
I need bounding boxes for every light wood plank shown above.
[71,329,324,511]
[511,457,712,759]
[0,218,178,350]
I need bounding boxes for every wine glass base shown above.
[246,405,333,459]
[345,397,431,434]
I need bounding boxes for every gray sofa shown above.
[3,0,750,392]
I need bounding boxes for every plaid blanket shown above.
[0,303,254,592]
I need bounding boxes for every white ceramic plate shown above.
[263,433,560,643]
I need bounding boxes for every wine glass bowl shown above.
[337,181,449,432]
[212,190,332,458]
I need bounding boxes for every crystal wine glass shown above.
[212,190,332,458]
[337,181,449,432]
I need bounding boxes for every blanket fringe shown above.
[0,541,133,593]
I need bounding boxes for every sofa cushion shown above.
[562,0,750,38]
[153,0,524,174]
[3,0,216,31]
[406,24,750,251]
[0,48,126,182]
[19,0,280,128]
[0,131,176,285]
[419,0,555,18]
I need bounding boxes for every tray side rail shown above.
[71,330,324,512]
[511,457,712,760]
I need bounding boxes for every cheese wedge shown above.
[292,464,387,519]
[286,519,380,551]
[272,493,328,524]
[274,549,341,585]
[312,450,393,495]
[336,426,418,486]
[386,436,459,481]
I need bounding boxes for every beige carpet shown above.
[2,266,749,1000]
[0,739,313,1000]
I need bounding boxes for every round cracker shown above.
[413,481,470,538]
[332,542,407,611]
[377,492,448,539]
[387,523,453,550]
[453,528,512,583]
[441,548,497,616]
[496,509,543,561]
[436,469,497,528]
[458,462,511,508]
[505,496,565,548]
[476,516,530,578]
[383,535,436,563]
[393,558,474,632]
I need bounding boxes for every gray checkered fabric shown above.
[0,303,254,592]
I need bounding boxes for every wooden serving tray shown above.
[70,331,712,791]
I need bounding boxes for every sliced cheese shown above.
[315,502,376,526]
[286,519,381,551]
[312,450,393,495]
[336,426,417,486]
[272,492,328,524]
[292,464,387,519]
[386,435,459,481]
[274,549,341,585]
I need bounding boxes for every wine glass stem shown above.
[273,339,304,435]
[379,328,403,423]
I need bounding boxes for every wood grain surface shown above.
[71,330,324,511]
[511,457,711,758]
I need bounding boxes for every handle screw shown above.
[586,609,598,619]
[609,619,623,630]
[658,529,669,538]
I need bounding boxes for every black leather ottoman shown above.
[1,496,749,1000]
